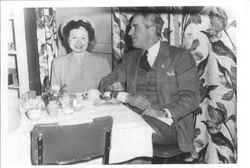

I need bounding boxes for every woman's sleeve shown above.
[101,56,112,79]
[50,59,60,86]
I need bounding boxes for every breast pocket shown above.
[165,69,178,91]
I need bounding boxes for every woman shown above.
[51,17,111,93]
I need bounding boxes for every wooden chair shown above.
[30,116,113,165]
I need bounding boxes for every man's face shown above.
[128,15,151,49]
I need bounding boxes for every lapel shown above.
[154,41,171,69]
[128,50,143,93]
[155,42,172,91]
[127,42,172,93]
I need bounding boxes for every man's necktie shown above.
[139,50,151,71]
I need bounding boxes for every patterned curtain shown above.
[35,8,58,91]
[182,6,237,163]
[111,6,237,163]
[111,7,132,67]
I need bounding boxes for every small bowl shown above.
[26,109,42,121]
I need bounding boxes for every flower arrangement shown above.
[42,84,66,105]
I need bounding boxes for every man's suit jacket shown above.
[99,41,201,152]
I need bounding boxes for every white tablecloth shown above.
[5,101,154,166]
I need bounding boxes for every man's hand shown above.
[106,82,124,91]
[126,94,151,110]
[142,108,166,118]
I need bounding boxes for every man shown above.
[99,13,200,153]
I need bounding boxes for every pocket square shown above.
[166,70,175,77]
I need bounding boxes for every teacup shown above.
[83,89,100,101]
[26,109,42,121]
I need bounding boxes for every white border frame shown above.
[1,1,250,168]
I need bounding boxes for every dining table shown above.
[5,97,157,166]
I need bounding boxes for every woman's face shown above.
[68,26,89,53]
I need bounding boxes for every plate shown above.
[94,99,122,106]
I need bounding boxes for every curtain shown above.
[182,6,237,163]
[111,7,132,67]
[35,8,58,91]
[111,6,237,163]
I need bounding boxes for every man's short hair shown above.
[134,13,164,37]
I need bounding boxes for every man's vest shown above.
[136,65,161,111]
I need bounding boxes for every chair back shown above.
[30,116,113,165]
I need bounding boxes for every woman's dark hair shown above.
[61,19,95,53]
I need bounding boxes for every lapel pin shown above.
[167,70,175,76]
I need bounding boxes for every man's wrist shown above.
[117,92,129,103]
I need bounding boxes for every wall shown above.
[24,8,41,94]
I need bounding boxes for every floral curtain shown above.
[35,8,58,92]
[111,7,132,67]
[182,6,237,163]
[111,6,237,163]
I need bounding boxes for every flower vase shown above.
[47,101,59,117]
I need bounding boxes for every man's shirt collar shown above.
[146,40,161,67]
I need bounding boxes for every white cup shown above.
[83,89,100,101]
[26,109,42,121]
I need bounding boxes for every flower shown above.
[207,7,228,42]
[209,7,228,34]
[207,103,227,125]
[51,84,61,91]
[42,84,66,105]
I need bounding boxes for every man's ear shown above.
[148,26,157,35]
